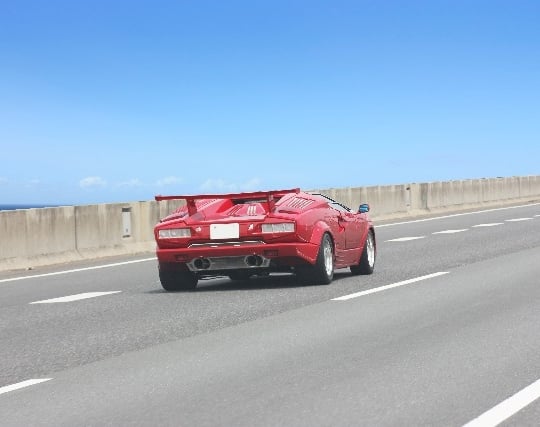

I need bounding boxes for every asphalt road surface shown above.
[1,203,540,426]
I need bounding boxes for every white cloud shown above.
[241,178,261,191]
[0,177,8,185]
[79,176,107,188]
[200,179,237,193]
[200,178,262,193]
[156,176,183,186]
[117,178,143,188]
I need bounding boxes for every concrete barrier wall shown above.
[318,185,411,218]
[314,176,540,220]
[0,207,76,263]
[1,176,539,271]
[0,199,184,271]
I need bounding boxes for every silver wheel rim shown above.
[323,237,333,276]
[366,233,375,267]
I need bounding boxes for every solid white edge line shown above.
[0,258,156,284]
[462,378,540,427]
[472,223,504,227]
[0,378,52,395]
[332,272,449,301]
[30,291,122,304]
[505,218,534,222]
[377,202,540,228]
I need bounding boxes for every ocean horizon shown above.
[0,204,67,211]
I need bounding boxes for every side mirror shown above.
[358,203,370,213]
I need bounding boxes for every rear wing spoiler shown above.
[155,188,300,216]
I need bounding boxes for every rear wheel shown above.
[296,233,334,285]
[159,264,198,291]
[350,230,375,275]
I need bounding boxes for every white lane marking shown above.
[463,378,540,427]
[385,236,426,242]
[0,378,52,395]
[472,223,504,228]
[377,202,540,228]
[30,291,121,304]
[332,272,449,301]
[432,229,468,234]
[505,218,534,222]
[535,214,540,217]
[0,258,156,284]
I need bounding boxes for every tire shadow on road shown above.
[146,271,353,293]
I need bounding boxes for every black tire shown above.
[296,233,334,285]
[228,270,253,281]
[350,230,375,275]
[159,266,198,291]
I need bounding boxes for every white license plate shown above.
[210,223,239,240]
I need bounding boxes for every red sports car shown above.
[154,188,376,291]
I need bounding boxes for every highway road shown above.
[1,203,540,426]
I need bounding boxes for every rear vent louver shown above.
[282,197,314,210]
[227,205,244,216]
[228,204,263,216]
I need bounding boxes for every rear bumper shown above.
[156,242,320,268]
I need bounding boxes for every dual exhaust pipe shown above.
[193,255,264,270]
[245,255,264,267]
[193,258,211,270]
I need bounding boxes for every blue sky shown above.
[1,0,539,205]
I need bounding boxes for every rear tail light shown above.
[159,228,191,238]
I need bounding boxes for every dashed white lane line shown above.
[463,377,540,427]
[30,291,121,304]
[472,223,504,227]
[432,229,468,234]
[332,272,449,301]
[0,258,156,284]
[505,218,534,222]
[0,378,52,395]
[377,202,540,228]
[386,236,426,242]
